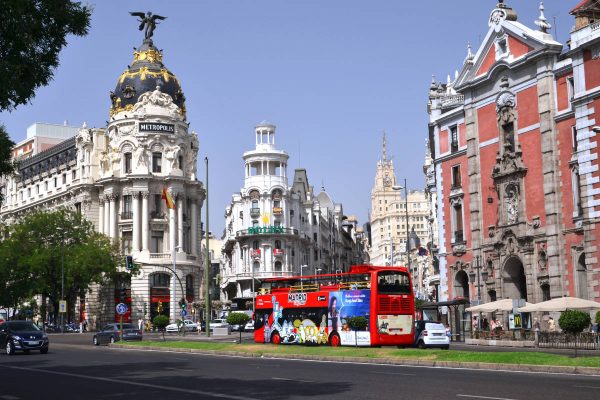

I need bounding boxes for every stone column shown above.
[98,199,104,234]
[132,192,141,252]
[104,196,110,235]
[141,192,149,252]
[191,200,198,255]
[177,195,184,253]
[109,195,117,239]
[169,203,177,254]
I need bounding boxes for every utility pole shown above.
[204,157,211,337]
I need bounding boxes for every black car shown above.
[0,321,49,355]
[93,323,142,345]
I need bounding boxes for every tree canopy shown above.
[0,0,91,111]
[0,209,120,320]
[0,1,92,188]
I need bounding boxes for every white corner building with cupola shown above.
[0,24,204,328]
[220,124,365,308]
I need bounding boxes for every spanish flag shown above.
[162,188,176,209]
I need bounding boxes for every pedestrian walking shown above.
[138,318,144,332]
[548,317,556,332]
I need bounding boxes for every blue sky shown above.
[1,0,575,236]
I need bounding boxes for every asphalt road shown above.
[0,334,599,400]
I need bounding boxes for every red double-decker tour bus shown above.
[253,265,415,347]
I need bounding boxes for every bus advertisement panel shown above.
[329,290,370,346]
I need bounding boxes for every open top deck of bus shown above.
[258,265,412,295]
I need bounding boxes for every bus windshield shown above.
[377,270,411,294]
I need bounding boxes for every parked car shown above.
[244,320,255,332]
[200,319,229,332]
[93,323,142,345]
[0,320,49,355]
[414,321,450,349]
[166,319,197,333]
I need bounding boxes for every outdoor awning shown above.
[518,296,600,312]
[466,298,533,313]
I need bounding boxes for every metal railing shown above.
[120,211,133,220]
[538,332,600,350]
[441,94,464,109]
[454,230,464,243]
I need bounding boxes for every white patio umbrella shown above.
[466,298,533,313]
[518,296,600,312]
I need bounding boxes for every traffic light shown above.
[120,288,127,302]
[143,302,148,316]
[125,255,134,270]
[179,298,187,310]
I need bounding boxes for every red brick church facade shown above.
[428,1,600,306]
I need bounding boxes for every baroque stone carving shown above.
[132,86,182,120]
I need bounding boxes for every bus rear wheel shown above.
[329,332,341,347]
[271,331,281,345]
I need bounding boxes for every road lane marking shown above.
[575,385,600,389]
[457,395,519,400]
[0,365,259,400]
[369,371,415,376]
[272,377,315,383]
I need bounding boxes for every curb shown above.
[110,344,600,376]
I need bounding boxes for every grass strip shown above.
[122,341,600,368]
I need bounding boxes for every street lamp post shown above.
[468,255,489,330]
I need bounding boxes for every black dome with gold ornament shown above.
[109,38,186,117]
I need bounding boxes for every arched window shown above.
[253,240,259,250]
[274,261,282,272]
[151,273,170,288]
[274,240,282,249]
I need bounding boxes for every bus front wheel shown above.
[329,332,341,347]
[271,331,281,345]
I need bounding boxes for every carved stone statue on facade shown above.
[132,86,182,120]
[109,148,121,172]
[164,144,180,170]
[99,151,110,177]
[134,144,148,168]
[76,124,92,163]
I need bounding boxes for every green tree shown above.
[558,309,591,335]
[227,312,251,344]
[0,1,92,188]
[0,209,120,324]
[153,315,170,341]
[0,0,91,111]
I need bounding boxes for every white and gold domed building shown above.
[0,20,205,328]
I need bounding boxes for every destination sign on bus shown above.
[288,292,307,305]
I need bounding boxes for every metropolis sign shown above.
[139,122,175,133]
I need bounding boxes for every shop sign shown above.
[248,226,284,234]
[139,122,175,133]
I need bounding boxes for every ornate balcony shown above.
[120,211,133,220]
[440,94,464,110]
[273,248,285,257]
[273,207,283,216]
[151,211,166,219]
[251,249,261,259]
[250,207,261,218]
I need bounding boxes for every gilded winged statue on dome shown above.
[129,11,166,40]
